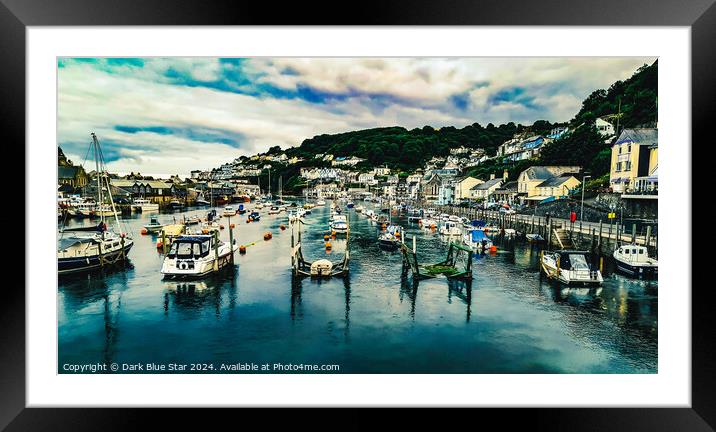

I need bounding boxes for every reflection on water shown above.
[59,202,657,373]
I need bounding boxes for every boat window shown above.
[201,240,210,255]
[192,243,201,257]
[632,249,637,254]
[624,249,630,254]
[176,242,194,258]
[168,242,178,258]
[638,249,644,254]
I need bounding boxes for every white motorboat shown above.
[330,214,349,234]
[316,200,326,206]
[541,250,603,286]
[378,224,403,250]
[143,215,166,233]
[355,205,364,213]
[613,244,658,278]
[267,206,281,215]
[438,221,461,236]
[222,206,237,217]
[161,234,238,278]
[132,198,159,212]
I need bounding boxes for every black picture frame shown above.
[3,0,712,429]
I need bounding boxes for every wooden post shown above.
[646,225,652,249]
[162,229,167,254]
[631,223,637,244]
[228,214,234,264]
[598,221,603,253]
[213,230,219,271]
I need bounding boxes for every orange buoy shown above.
[325,241,332,250]
[264,232,272,240]
[490,245,497,253]
[239,245,246,254]
[202,229,209,234]
[280,224,286,231]
[395,231,401,238]
[220,225,225,230]
[156,240,163,249]
[324,234,330,241]
[246,219,251,223]
[331,230,336,237]
[141,228,148,235]
[230,223,235,229]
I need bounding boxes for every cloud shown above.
[57,57,655,177]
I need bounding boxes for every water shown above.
[58,202,657,373]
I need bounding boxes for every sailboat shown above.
[58,133,133,275]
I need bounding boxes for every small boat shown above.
[195,196,210,206]
[161,234,238,279]
[237,204,247,215]
[94,204,119,217]
[310,259,333,277]
[438,221,461,236]
[613,244,658,278]
[330,214,349,234]
[316,200,326,206]
[448,215,461,223]
[58,223,134,275]
[267,206,281,215]
[169,199,184,208]
[347,202,355,209]
[463,227,493,252]
[378,225,403,250]
[541,250,603,286]
[303,202,315,210]
[355,205,364,213]
[183,215,201,225]
[223,206,237,217]
[132,198,159,212]
[420,217,438,230]
[144,215,166,233]
[439,213,451,222]
[526,233,545,243]
[248,211,260,222]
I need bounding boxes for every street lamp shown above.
[580,174,591,222]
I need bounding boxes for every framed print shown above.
[3,0,713,429]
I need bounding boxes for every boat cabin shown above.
[167,235,214,260]
[614,245,652,263]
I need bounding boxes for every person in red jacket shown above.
[569,210,577,231]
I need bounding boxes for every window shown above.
[624,249,630,254]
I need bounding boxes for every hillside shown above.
[253,61,657,192]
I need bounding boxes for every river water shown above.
[58,201,657,373]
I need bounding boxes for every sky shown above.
[58,57,655,178]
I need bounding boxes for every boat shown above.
[330,214,349,234]
[316,200,326,206]
[355,205,364,213]
[438,221,462,236]
[58,133,133,274]
[223,206,237,217]
[168,199,184,208]
[267,206,281,215]
[540,250,604,286]
[195,193,210,206]
[420,217,438,230]
[613,244,658,278]
[347,202,355,209]
[463,227,493,252]
[526,233,545,243]
[303,202,315,210]
[132,198,159,212]
[160,234,238,279]
[143,215,166,233]
[378,225,403,250]
[248,211,260,222]
[237,204,247,215]
[183,215,201,225]
[94,204,119,217]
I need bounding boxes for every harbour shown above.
[58,200,657,374]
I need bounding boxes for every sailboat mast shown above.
[92,133,104,227]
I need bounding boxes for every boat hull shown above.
[614,260,658,278]
[58,243,133,275]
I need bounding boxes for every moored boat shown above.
[144,215,166,233]
[613,244,658,278]
[160,234,238,279]
[132,198,159,212]
[541,250,603,286]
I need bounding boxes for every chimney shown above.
[490,173,495,180]
[503,169,509,181]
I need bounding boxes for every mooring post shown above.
[162,229,167,254]
[228,215,234,265]
[598,221,603,253]
[413,235,417,254]
[631,223,637,244]
[646,225,652,249]
[213,230,219,271]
